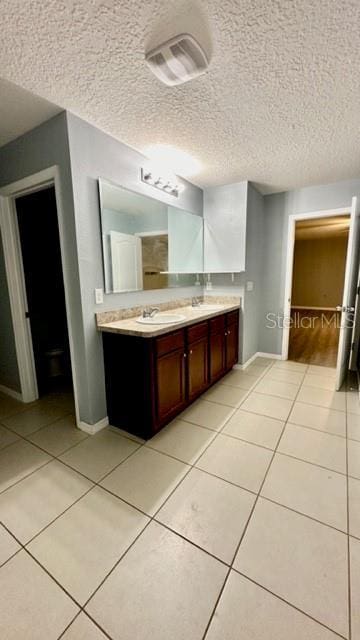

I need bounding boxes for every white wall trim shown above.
[0,195,38,402]
[0,384,23,402]
[234,351,282,370]
[78,416,109,435]
[291,306,338,311]
[0,167,80,424]
[281,206,351,360]
[257,352,283,360]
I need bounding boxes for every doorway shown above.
[288,215,350,367]
[14,186,73,402]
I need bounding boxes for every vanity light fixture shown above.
[141,168,181,197]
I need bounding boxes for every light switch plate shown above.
[95,288,104,304]
[246,281,254,292]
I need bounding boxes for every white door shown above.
[110,231,143,292]
[349,261,360,371]
[336,196,360,390]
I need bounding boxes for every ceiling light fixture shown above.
[141,168,181,197]
[145,33,209,86]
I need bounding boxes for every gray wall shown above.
[0,229,21,391]
[0,113,88,418]
[0,111,203,424]
[242,184,265,363]
[66,112,203,424]
[259,178,360,354]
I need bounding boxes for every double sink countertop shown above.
[96,296,241,338]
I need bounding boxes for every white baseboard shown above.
[291,306,337,311]
[257,352,283,360]
[0,384,23,402]
[234,351,282,371]
[78,416,109,435]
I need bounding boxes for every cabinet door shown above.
[188,336,209,401]
[210,331,226,382]
[226,319,239,370]
[155,348,186,425]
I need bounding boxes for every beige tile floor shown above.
[0,358,359,639]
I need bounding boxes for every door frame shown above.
[350,260,360,371]
[281,204,351,360]
[0,166,80,423]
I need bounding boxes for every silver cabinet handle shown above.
[189,350,193,355]
[228,330,231,335]
[183,353,187,358]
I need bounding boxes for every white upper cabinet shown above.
[168,206,203,273]
[203,181,248,273]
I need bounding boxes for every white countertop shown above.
[97,302,240,338]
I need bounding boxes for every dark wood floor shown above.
[288,309,340,367]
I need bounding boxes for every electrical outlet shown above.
[246,281,254,292]
[95,288,103,304]
[206,281,213,291]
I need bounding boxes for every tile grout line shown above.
[0,409,77,440]
[282,420,347,440]
[202,361,342,639]
[0,362,350,639]
[0,410,80,454]
[56,611,83,640]
[57,609,114,640]
[0,364,334,546]
[231,570,348,640]
[1,364,350,548]
[0,457,55,497]
[58,360,278,627]
[29,362,278,631]
[200,362,311,640]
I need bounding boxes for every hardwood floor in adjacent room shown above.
[288,309,340,367]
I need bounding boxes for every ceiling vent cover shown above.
[145,34,209,86]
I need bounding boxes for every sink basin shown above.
[136,313,186,325]
[190,304,224,311]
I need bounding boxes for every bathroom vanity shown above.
[98,303,239,439]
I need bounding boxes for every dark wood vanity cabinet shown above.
[225,311,239,369]
[155,331,187,424]
[209,315,226,382]
[187,322,209,401]
[102,309,239,439]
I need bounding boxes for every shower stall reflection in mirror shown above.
[0,166,80,425]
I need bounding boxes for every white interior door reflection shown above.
[110,231,143,293]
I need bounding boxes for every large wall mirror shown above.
[98,179,204,293]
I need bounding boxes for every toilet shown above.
[45,348,65,378]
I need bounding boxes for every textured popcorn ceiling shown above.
[0,78,61,147]
[0,0,360,193]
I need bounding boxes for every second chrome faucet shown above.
[142,306,160,318]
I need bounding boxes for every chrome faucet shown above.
[142,307,160,318]
[191,297,202,307]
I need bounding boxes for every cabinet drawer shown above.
[210,314,225,334]
[156,330,185,357]
[226,310,239,326]
[187,321,208,344]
